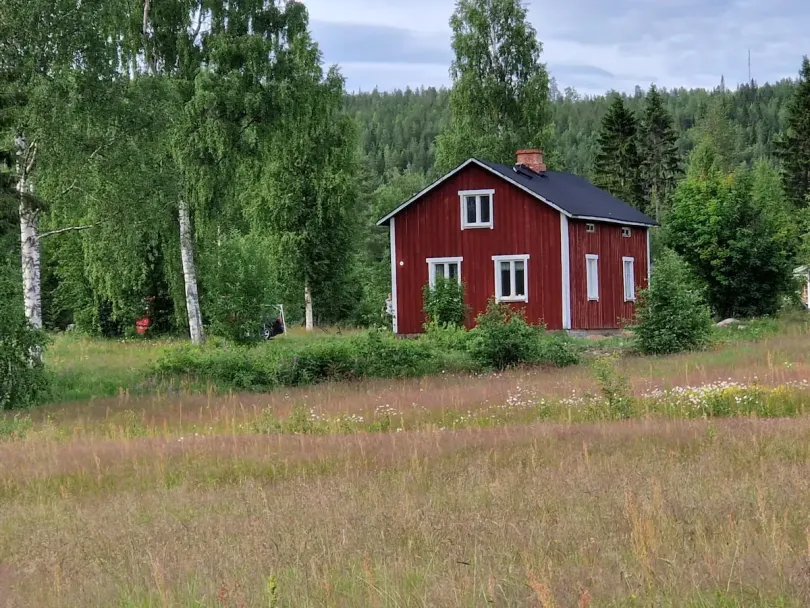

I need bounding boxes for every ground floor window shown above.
[493,255,529,302]
[586,254,599,301]
[427,257,462,287]
[623,256,636,302]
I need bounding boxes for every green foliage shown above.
[435,0,551,171]
[201,233,278,344]
[155,330,471,392]
[634,249,713,355]
[590,355,633,420]
[593,95,643,207]
[667,161,797,318]
[0,206,49,409]
[422,277,468,327]
[776,56,810,207]
[467,300,581,370]
[638,84,681,220]
[0,413,33,440]
[423,321,471,352]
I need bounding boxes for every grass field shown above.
[2,318,810,606]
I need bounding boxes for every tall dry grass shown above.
[2,417,810,606]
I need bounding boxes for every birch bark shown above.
[179,199,205,344]
[16,136,42,332]
[304,281,314,331]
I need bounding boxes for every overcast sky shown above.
[303,0,808,96]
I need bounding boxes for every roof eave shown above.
[376,157,659,228]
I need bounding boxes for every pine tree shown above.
[593,95,643,208]
[777,56,810,207]
[638,85,681,220]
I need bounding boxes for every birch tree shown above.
[436,0,552,171]
[255,32,359,331]
[0,0,128,348]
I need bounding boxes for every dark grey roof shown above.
[478,159,658,226]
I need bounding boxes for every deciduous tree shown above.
[435,0,551,171]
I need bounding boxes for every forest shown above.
[1,0,809,348]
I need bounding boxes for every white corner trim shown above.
[390,217,398,334]
[459,189,495,230]
[492,254,530,303]
[426,256,463,287]
[646,227,652,286]
[623,256,636,302]
[586,254,599,302]
[560,214,571,330]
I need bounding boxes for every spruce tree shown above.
[777,56,810,207]
[593,95,643,208]
[638,85,681,220]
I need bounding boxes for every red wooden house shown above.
[377,150,658,335]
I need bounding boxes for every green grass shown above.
[42,313,808,405]
[45,334,173,402]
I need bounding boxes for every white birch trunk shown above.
[16,137,42,331]
[178,199,205,345]
[304,282,314,331]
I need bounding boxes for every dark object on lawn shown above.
[263,317,285,340]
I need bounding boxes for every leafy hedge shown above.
[155,330,472,391]
[156,308,582,392]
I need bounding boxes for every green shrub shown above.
[423,320,470,352]
[634,249,713,355]
[0,232,49,409]
[535,332,583,368]
[423,277,469,326]
[155,329,469,391]
[467,300,581,370]
[201,233,279,344]
[591,355,633,419]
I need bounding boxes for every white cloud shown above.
[303,0,809,95]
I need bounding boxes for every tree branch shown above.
[39,224,95,239]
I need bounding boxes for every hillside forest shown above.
[2,0,810,346]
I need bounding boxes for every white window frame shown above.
[622,226,632,238]
[586,223,596,233]
[492,254,529,303]
[459,189,495,229]
[623,256,636,302]
[427,257,462,288]
[586,254,599,301]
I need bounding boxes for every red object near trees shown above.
[135,317,151,335]
[377,151,656,334]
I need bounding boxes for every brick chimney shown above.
[516,149,546,173]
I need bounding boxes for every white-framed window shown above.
[586,254,599,301]
[586,223,596,233]
[492,255,529,302]
[459,189,494,229]
[622,227,632,238]
[427,257,462,288]
[623,257,636,302]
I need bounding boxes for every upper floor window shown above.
[427,257,462,288]
[493,255,529,302]
[459,189,494,229]
[622,227,632,238]
[586,223,596,233]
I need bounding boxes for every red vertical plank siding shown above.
[568,220,649,329]
[393,164,563,334]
